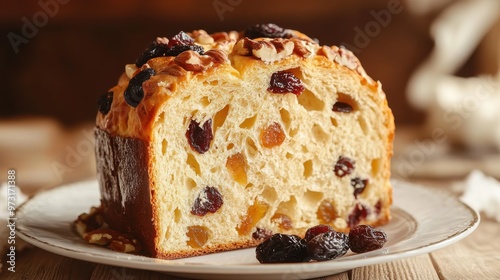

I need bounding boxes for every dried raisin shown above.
[256,234,306,263]
[348,203,369,227]
[304,224,334,242]
[332,102,353,113]
[244,23,291,39]
[97,91,113,114]
[135,41,169,67]
[186,119,213,154]
[168,31,195,47]
[124,68,155,107]
[267,71,305,95]
[306,231,349,261]
[334,156,355,177]
[351,177,369,198]
[190,186,223,216]
[348,225,387,253]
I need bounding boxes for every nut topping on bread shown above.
[83,23,395,259]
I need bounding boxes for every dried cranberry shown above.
[252,228,273,241]
[306,231,349,261]
[332,102,353,113]
[97,91,113,114]
[135,41,169,67]
[348,225,387,253]
[124,68,155,107]
[334,156,355,177]
[351,177,368,198]
[267,71,305,95]
[186,119,213,154]
[165,44,204,57]
[168,31,195,47]
[190,186,223,216]
[304,224,334,242]
[244,23,291,39]
[348,204,369,227]
[256,234,306,263]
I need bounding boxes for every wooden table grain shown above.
[2,179,499,280]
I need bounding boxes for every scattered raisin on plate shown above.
[256,234,306,263]
[255,224,388,263]
[348,225,387,253]
[306,231,349,261]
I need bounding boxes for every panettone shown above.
[78,24,395,259]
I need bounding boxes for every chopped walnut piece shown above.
[319,45,375,85]
[234,38,295,63]
[174,50,213,72]
[73,206,104,237]
[205,49,229,64]
[83,229,142,253]
[74,206,142,254]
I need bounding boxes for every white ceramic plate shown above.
[17,180,479,280]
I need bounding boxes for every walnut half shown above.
[74,206,142,254]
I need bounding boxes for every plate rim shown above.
[16,179,480,277]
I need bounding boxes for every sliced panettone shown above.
[78,24,394,259]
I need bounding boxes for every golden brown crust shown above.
[155,239,261,260]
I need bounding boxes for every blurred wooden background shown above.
[1,0,494,126]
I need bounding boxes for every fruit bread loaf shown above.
[86,23,395,259]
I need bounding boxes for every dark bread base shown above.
[95,128,157,257]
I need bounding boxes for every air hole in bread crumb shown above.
[302,190,324,208]
[286,152,293,159]
[358,116,370,135]
[164,228,171,241]
[297,89,325,111]
[279,108,292,129]
[161,139,168,155]
[245,137,259,158]
[203,80,219,86]
[213,104,230,136]
[336,93,358,111]
[174,208,182,222]
[275,196,298,222]
[330,117,338,127]
[289,127,299,137]
[261,185,278,205]
[210,166,219,173]
[371,158,382,176]
[186,153,201,176]
[158,112,165,123]
[303,160,313,178]
[239,114,257,129]
[186,177,197,190]
[312,124,329,143]
[227,143,234,150]
[199,96,211,107]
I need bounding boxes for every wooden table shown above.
[2,179,499,280]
